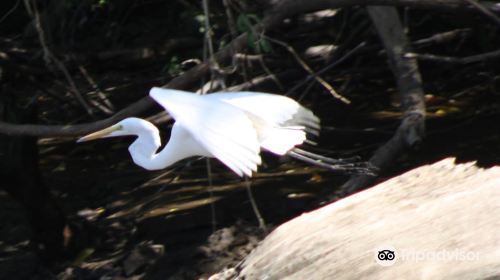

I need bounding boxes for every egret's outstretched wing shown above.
[208,92,320,134]
[150,87,261,177]
[207,92,320,155]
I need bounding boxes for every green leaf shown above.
[259,39,273,53]
[247,32,257,51]
[237,13,272,53]
[237,14,252,33]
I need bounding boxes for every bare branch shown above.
[406,49,500,64]
[338,6,426,195]
[23,0,95,117]
[463,0,500,26]
[265,36,351,104]
[0,0,496,137]
[287,42,367,97]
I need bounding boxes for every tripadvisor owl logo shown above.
[374,245,397,266]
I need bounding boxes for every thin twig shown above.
[463,0,500,26]
[87,99,114,115]
[222,0,238,38]
[265,36,351,104]
[288,42,367,97]
[0,0,21,24]
[202,0,218,234]
[206,158,217,233]
[23,0,95,117]
[406,49,500,64]
[245,178,267,231]
[257,55,285,91]
[202,0,223,90]
[78,65,115,114]
[411,28,471,48]
[226,70,299,92]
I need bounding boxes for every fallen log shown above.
[212,158,500,279]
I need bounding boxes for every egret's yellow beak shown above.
[77,125,122,142]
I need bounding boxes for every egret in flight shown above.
[78,87,369,177]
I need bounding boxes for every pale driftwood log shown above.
[212,158,500,279]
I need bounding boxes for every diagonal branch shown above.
[24,0,95,117]
[338,6,426,195]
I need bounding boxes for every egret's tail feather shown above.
[287,108,320,136]
[260,127,307,156]
[288,148,377,175]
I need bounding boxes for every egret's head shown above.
[77,117,158,142]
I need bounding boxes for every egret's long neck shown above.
[128,126,180,171]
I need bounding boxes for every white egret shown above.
[78,87,369,177]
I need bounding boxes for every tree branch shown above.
[338,6,426,195]
[406,49,500,64]
[0,0,493,137]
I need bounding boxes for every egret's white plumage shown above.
[149,88,264,176]
[203,91,320,155]
[78,87,369,177]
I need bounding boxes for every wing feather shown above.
[207,91,320,154]
[207,92,320,134]
[150,87,261,177]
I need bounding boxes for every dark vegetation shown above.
[0,0,499,279]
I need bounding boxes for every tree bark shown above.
[339,6,425,195]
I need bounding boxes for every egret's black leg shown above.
[288,148,377,175]
[292,148,362,164]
